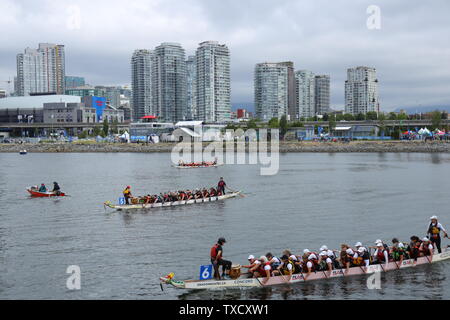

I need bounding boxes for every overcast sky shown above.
[0,0,449,111]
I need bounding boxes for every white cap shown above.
[430,215,438,220]
[259,256,268,262]
[355,242,362,247]
[289,254,298,261]
[320,245,328,251]
[346,248,354,255]
[398,242,405,248]
[319,251,327,256]
[358,247,365,253]
[422,237,429,242]
[248,255,255,260]
[376,243,383,247]
[375,239,382,244]
[303,249,310,254]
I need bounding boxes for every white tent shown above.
[120,131,130,143]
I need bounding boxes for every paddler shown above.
[210,237,232,280]
[242,255,261,278]
[427,216,448,253]
[419,237,434,258]
[302,249,319,276]
[373,242,389,267]
[123,186,132,205]
[391,238,408,264]
[217,177,226,195]
[52,182,61,195]
[273,255,295,281]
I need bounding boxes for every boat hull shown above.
[27,189,66,197]
[104,191,240,210]
[174,164,223,169]
[162,248,450,289]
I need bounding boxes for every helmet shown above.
[218,237,226,244]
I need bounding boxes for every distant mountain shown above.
[394,105,450,114]
[232,102,254,113]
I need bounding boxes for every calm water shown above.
[0,152,449,300]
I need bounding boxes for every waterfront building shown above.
[131,49,153,121]
[254,62,291,121]
[16,43,65,96]
[65,76,85,89]
[195,41,231,122]
[66,85,106,98]
[345,66,379,115]
[314,75,330,116]
[186,55,197,120]
[152,43,187,122]
[295,70,315,119]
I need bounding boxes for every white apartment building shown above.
[195,41,231,122]
[345,66,379,115]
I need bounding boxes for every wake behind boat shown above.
[160,248,450,289]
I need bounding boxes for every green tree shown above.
[93,125,102,137]
[328,116,336,134]
[246,119,258,129]
[279,115,288,138]
[388,112,397,120]
[322,113,329,121]
[355,113,365,121]
[366,111,378,120]
[111,118,119,134]
[343,113,355,121]
[102,119,109,137]
[431,110,442,129]
[268,117,279,128]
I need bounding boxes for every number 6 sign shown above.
[199,265,213,280]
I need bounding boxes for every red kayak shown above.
[27,189,66,197]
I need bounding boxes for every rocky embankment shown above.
[2,140,450,153]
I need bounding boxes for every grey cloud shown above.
[0,0,449,110]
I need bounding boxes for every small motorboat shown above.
[27,187,66,197]
[19,150,27,155]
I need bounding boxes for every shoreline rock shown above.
[2,141,450,153]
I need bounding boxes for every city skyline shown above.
[1,0,449,111]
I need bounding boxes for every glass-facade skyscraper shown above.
[131,49,153,121]
[195,41,231,122]
[152,43,187,122]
